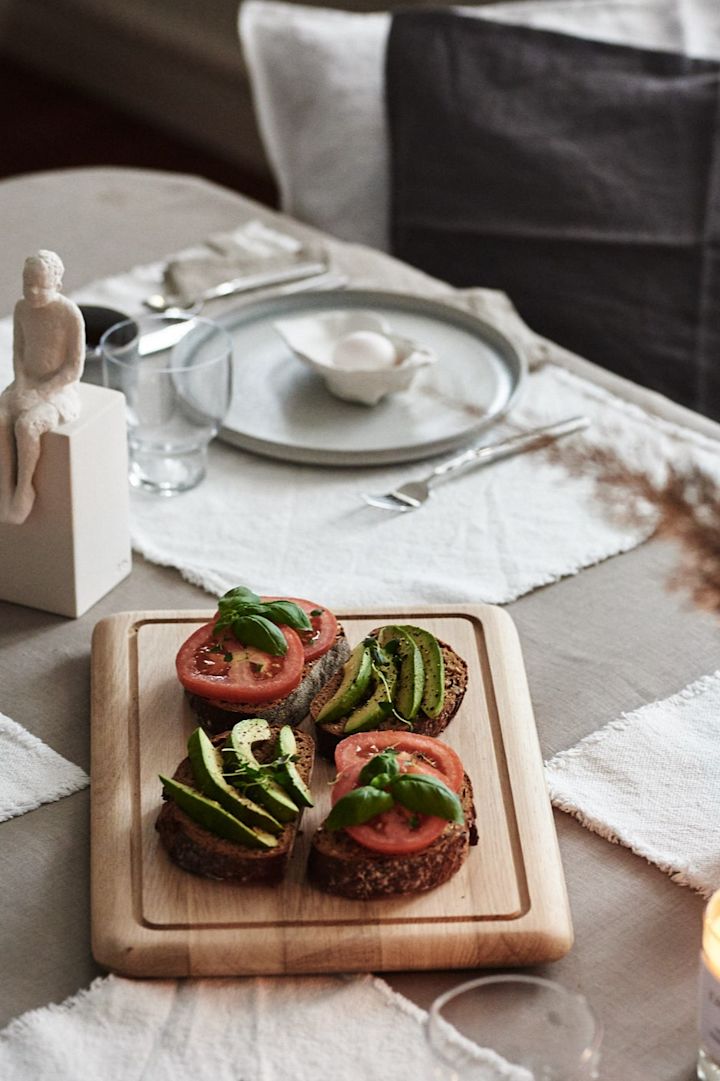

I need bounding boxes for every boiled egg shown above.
[332,330,399,371]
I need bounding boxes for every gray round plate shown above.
[218,289,526,466]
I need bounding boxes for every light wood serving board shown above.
[90,604,573,977]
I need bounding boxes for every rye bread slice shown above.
[308,775,477,899]
[189,628,351,736]
[311,637,468,760]
[156,727,314,884]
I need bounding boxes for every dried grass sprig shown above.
[546,437,720,616]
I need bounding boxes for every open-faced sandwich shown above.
[308,731,477,899]
[176,586,350,735]
[156,718,314,884]
[310,624,467,758]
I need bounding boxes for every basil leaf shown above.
[221,586,261,605]
[261,600,312,631]
[368,772,394,790]
[324,786,395,831]
[359,749,399,786]
[229,615,288,656]
[389,774,464,823]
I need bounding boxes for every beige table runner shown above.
[2,170,720,1081]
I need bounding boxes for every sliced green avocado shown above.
[377,625,424,721]
[187,728,283,834]
[223,719,299,823]
[316,641,374,726]
[343,647,398,735]
[275,726,313,808]
[400,625,445,718]
[159,775,278,849]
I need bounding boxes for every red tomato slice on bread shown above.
[335,731,464,792]
[331,732,465,855]
[262,596,338,662]
[176,620,304,704]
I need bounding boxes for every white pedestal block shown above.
[0,384,131,617]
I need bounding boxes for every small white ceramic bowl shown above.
[273,310,436,405]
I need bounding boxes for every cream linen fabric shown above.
[3,245,720,608]
[0,973,530,1081]
[239,0,720,248]
[125,359,720,606]
[161,219,324,306]
[0,712,88,822]
[545,673,720,896]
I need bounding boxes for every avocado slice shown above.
[343,646,398,734]
[223,719,300,823]
[159,775,278,849]
[187,728,283,834]
[400,625,445,718]
[275,726,313,808]
[315,641,373,725]
[377,625,424,721]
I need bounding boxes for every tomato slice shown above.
[262,596,338,663]
[176,620,304,704]
[334,731,465,793]
[331,731,465,855]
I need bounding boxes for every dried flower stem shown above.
[546,438,720,616]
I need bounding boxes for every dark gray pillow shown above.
[386,13,720,418]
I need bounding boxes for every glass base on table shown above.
[699,1049,720,1080]
[129,447,207,495]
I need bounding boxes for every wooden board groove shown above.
[90,604,572,977]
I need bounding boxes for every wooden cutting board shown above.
[90,604,573,977]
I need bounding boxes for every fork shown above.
[362,415,590,512]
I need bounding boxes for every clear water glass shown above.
[427,975,602,1080]
[101,314,233,495]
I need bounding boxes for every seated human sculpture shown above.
[0,250,85,525]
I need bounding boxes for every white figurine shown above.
[0,251,85,524]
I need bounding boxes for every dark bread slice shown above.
[311,637,468,760]
[189,627,351,736]
[156,727,314,884]
[308,774,477,899]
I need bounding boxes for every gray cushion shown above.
[387,13,720,417]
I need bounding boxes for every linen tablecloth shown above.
[1,169,719,1081]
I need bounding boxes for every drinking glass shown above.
[101,314,233,494]
[426,975,602,1080]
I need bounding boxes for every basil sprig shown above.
[325,749,464,831]
[213,586,312,656]
[325,786,395,830]
[389,774,464,821]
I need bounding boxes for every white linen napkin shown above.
[0,712,88,822]
[545,672,720,896]
[163,220,317,306]
[0,973,529,1081]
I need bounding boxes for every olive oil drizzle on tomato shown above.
[194,637,287,682]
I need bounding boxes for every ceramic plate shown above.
[218,289,526,465]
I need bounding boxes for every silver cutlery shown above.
[362,415,590,512]
[143,258,331,313]
[137,271,349,355]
